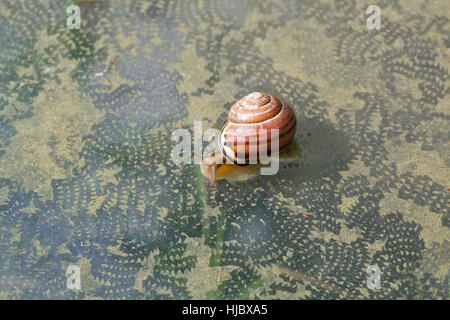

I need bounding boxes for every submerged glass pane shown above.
[0,0,448,300]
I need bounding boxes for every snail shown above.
[201,92,297,185]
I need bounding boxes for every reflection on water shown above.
[0,0,448,299]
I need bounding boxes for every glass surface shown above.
[0,0,448,299]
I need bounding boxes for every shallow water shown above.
[0,0,449,299]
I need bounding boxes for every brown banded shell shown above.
[219,92,296,165]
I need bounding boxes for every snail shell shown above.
[219,92,296,165]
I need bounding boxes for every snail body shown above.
[201,92,297,185]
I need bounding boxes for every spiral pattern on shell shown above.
[219,92,297,165]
